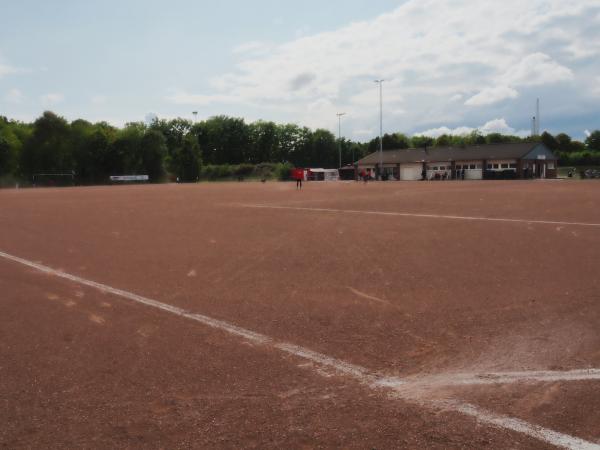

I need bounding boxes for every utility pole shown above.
[336,112,346,169]
[536,98,540,135]
[374,80,384,180]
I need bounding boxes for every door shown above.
[400,163,422,180]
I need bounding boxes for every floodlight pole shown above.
[374,79,384,180]
[192,111,198,123]
[336,112,346,169]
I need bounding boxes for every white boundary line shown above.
[1,249,599,449]
[436,400,600,450]
[433,369,600,386]
[239,204,600,228]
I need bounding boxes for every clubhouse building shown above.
[356,142,558,180]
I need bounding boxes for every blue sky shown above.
[1,0,599,141]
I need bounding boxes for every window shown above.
[509,163,517,169]
[493,164,500,169]
[487,164,492,169]
[469,164,476,170]
[476,164,482,169]
[548,162,555,169]
[455,164,462,170]
[501,163,509,169]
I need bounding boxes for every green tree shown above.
[380,132,409,150]
[275,123,302,162]
[287,126,314,167]
[585,130,600,151]
[0,136,14,176]
[540,131,558,152]
[411,135,434,148]
[70,119,96,183]
[140,130,167,181]
[171,133,202,182]
[555,133,573,152]
[467,131,486,145]
[105,123,145,175]
[0,124,23,177]
[434,134,452,147]
[84,129,113,182]
[197,116,249,165]
[151,118,192,163]
[248,120,279,163]
[20,111,72,179]
[312,129,337,167]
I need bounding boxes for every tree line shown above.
[1,111,599,186]
[0,111,370,185]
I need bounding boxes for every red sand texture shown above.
[1,180,599,448]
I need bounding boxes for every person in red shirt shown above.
[293,168,303,189]
[360,169,368,183]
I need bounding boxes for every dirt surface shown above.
[1,180,599,448]
[449,381,600,443]
[0,260,542,449]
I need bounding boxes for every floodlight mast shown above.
[374,79,384,180]
[536,98,540,135]
[336,112,346,169]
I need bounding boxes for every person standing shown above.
[360,169,367,183]
[294,168,303,189]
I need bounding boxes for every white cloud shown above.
[353,128,374,136]
[498,52,573,86]
[415,118,529,138]
[0,64,20,78]
[41,93,64,106]
[465,86,519,106]
[479,118,523,135]
[5,88,23,103]
[91,95,107,105]
[585,129,592,137]
[0,54,29,78]
[165,88,239,106]
[592,76,600,96]
[176,0,599,136]
[232,41,273,56]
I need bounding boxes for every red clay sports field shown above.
[1,180,600,449]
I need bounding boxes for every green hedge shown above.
[558,151,600,166]
[198,162,294,181]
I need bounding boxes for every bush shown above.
[198,162,295,181]
[274,162,294,180]
[234,163,254,177]
[201,164,233,180]
[559,151,600,166]
[254,163,276,179]
[0,174,22,188]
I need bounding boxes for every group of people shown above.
[423,169,466,181]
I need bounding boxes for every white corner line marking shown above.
[436,369,600,386]
[436,400,600,450]
[238,204,600,228]
[1,249,599,450]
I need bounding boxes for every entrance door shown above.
[534,162,546,178]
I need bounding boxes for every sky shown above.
[1,0,599,141]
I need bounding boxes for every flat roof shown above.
[357,142,557,165]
